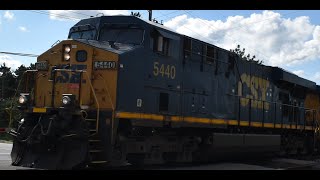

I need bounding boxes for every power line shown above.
[158,10,193,22]
[154,10,181,20]
[26,10,81,21]
[0,51,38,57]
[42,10,83,20]
[68,10,93,18]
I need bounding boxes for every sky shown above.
[1,10,320,84]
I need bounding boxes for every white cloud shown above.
[48,10,130,21]
[311,72,320,84]
[0,55,22,70]
[292,70,305,77]
[18,26,28,32]
[4,11,14,20]
[164,11,320,67]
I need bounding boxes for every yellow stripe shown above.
[228,120,238,125]
[140,114,163,121]
[33,107,46,113]
[116,112,312,130]
[264,123,274,128]
[212,119,227,125]
[251,122,262,127]
[275,124,282,128]
[116,112,140,119]
[305,126,313,130]
[116,112,164,121]
[185,117,211,124]
[171,116,181,122]
[240,121,249,126]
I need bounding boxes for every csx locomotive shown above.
[9,15,320,169]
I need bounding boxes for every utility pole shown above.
[1,73,4,99]
[0,72,3,100]
[0,72,4,100]
[148,10,152,21]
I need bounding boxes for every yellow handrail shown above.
[82,71,100,133]
[8,70,38,128]
[96,73,116,145]
[97,74,115,111]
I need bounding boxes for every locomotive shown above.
[9,15,320,169]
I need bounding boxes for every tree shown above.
[231,45,263,65]
[14,63,36,93]
[0,63,16,99]
[0,63,36,129]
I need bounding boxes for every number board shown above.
[35,61,49,71]
[153,62,176,79]
[94,61,117,70]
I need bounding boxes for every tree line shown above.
[0,63,35,129]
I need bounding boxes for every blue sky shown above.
[1,10,320,84]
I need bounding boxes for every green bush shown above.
[0,98,21,128]
[0,133,13,142]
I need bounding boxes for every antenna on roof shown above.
[147,10,163,25]
[131,11,141,17]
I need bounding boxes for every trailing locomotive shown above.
[9,15,320,169]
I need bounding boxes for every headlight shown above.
[62,96,71,105]
[64,54,70,61]
[64,46,71,53]
[18,95,27,104]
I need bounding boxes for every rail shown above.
[96,74,114,111]
[227,94,318,131]
[96,73,115,143]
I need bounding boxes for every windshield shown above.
[99,27,144,45]
[69,30,96,40]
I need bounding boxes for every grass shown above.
[0,133,13,143]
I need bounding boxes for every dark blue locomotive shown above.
[10,15,320,169]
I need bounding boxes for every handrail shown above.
[228,93,316,111]
[96,74,115,111]
[82,71,100,134]
[8,70,38,128]
[233,93,318,130]
[96,73,115,145]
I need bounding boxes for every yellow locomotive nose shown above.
[33,40,118,110]
[12,38,120,169]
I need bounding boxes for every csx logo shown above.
[238,73,270,110]
[56,64,87,83]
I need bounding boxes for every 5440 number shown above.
[153,62,176,79]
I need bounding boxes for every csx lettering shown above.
[56,64,87,83]
[238,73,270,110]
[153,62,176,79]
